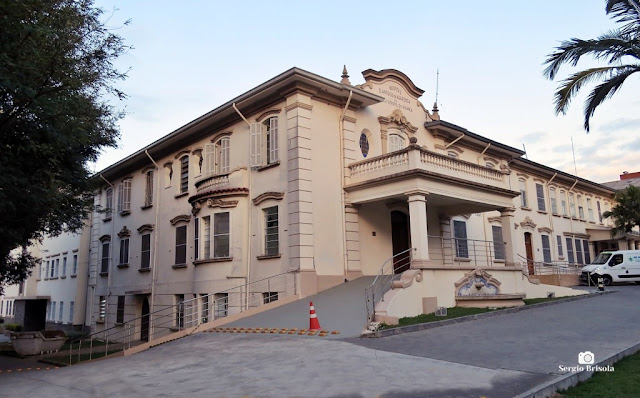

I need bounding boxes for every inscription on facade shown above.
[378,84,414,112]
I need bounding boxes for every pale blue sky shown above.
[94,0,639,183]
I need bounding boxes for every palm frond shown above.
[552,66,624,115]
[583,65,640,131]
[606,0,640,37]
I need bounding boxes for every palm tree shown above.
[603,185,640,237]
[543,0,640,132]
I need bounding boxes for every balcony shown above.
[189,168,249,204]
[346,145,510,192]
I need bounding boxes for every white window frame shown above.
[62,256,67,276]
[117,179,132,214]
[213,212,231,259]
[388,133,405,152]
[179,156,189,194]
[453,219,469,259]
[105,188,113,218]
[560,191,567,216]
[569,193,576,218]
[577,195,585,219]
[491,225,505,261]
[119,237,129,265]
[144,170,154,207]
[536,183,546,212]
[541,235,552,264]
[587,198,594,222]
[550,188,558,214]
[263,206,279,256]
[519,179,528,208]
[204,136,231,176]
[175,225,188,265]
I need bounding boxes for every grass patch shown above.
[47,349,122,365]
[523,296,570,305]
[382,307,500,329]
[61,338,107,351]
[558,351,640,397]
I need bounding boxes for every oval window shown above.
[359,132,369,158]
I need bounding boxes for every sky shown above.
[93,0,640,184]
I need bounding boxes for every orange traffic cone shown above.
[309,301,321,330]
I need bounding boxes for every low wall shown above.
[534,274,580,287]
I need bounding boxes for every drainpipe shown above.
[144,150,161,338]
[477,143,491,164]
[444,133,465,149]
[99,174,115,324]
[547,172,558,257]
[339,91,353,282]
[233,103,251,309]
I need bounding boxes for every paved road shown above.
[1,284,639,398]
[227,276,375,338]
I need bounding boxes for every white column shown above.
[407,192,430,261]
[499,207,517,266]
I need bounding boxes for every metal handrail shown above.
[365,248,415,327]
[68,271,295,364]
[516,254,585,275]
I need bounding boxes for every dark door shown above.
[140,298,150,342]
[524,232,534,275]
[391,211,411,274]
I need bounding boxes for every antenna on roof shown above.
[435,68,440,104]
[522,143,528,159]
[571,136,578,176]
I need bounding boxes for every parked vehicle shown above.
[580,250,640,286]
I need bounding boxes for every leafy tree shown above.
[0,0,128,293]
[603,185,640,237]
[543,0,640,132]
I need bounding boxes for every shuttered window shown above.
[454,220,468,258]
[575,239,584,264]
[175,226,187,265]
[566,238,575,264]
[267,117,278,164]
[250,123,262,167]
[541,235,551,263]
[557,235,563,256]
[180,156,189,194]
[492,226,505,260]
[536,184,546,212]
[214,212,230,258]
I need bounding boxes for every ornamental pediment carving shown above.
[520,216,537,229]
[378,109,418,134]
[455,269,501,296]
[252,191,285,205]
[117,226,131,238]
[191,198,239,215]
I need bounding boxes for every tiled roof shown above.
[601,177,640,191]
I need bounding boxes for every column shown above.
[344,204,361,279]
[406,191,430,261]
[499,207,517,266]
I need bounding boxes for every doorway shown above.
[140,298,150,342]
[524,232,534,275]
[391,210,411,273]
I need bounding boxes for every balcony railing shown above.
[193,168,248,196]
[347,146,508,189]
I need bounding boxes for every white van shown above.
[581,250,640,286]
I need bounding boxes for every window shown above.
[447,150,459,158]
[180,156,189,194]
[597,201,603,223]
[453,220,468,258]
[575,239,584,264]
[550,189,558,214]
[119,238,129,265]
[250,117,279,167]
[51,301,56,321]
[175,294,185,328]
[359,132,369,158]
[175,225,187,265]
[561,191,567,216]
[492,226,505,260]
[62,257,67,276]
[566,238,575,264]
[263,292,278,304]
[583,240,591,264]
[55,258,59,277]
[49,259,54,278]
[536,183,546,212]
[569,193,576,218]
[214,293,228,318]
[105,188,113,219]
[194,217,199,261]
[541,235,552,263]
[203,216,211,259]
[587,198,594,222]
[141,233,151,269]
[144,170,154,207]
[98,296,106,322]
[214,212,230,258]
[72,255,78,275]
[117,179,132,214]
[557,235,564,257]
[101,242,110,274]
[45,260,49,279]
[264,207,279,256]
[577,195,585,219]
[201,294,209,323]
[204,137,231,175]
[519,179,528,208]
[116,296,125,323]
[69,301,74,323]
[59,301,64,322]
[388,134,405,152]
[164,163,173,188]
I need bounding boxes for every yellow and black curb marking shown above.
[0,366,60,374]
[206,327,340,337]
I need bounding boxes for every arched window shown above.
[204,136,230,175]
[388,134,405,152]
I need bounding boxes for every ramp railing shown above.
[364,248,415,327]
[67,271,296,365]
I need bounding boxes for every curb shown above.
[513,340,640,398]
[365,290,615,338]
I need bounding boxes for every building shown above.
[1,66,623,334]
